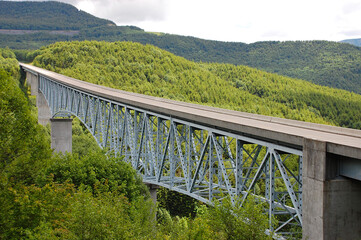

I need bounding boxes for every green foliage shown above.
[157,196,273,240]
[0,47,20,79]
[38,151,149,203]
[0,1,114,30]
[32,41,361,129]
[0,181,157,240]
[72,118,100,157]
[200,196,274,240]
[0,48,159,239]
[206,62,361,129]
[12,49,39,63]
[64,189,156,240]
[2,0,361,94]
[233,41,361,94]
[0,50,52,184]
[0,182,75,239]
[157,207,216,240]
[157,187,200,218]
[2,38,360,239]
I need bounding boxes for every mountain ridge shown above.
[341,38,361,47]
[1,1,361,94]
[0,1,115,30]
[31,40,361,129]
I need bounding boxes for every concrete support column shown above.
[26,71,32,92]
[302,138,361,240]
[37,91,52,126]
[51,118,73,154]
[26,71,39,97]
[31,73,38,96]
[25,71,51,125]
[302,138,326,240]
[146,184,159,205]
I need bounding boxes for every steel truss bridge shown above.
[21,63,361,239]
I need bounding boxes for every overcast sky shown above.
[14,0,361,43]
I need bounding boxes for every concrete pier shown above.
[26,71,51,125]
[37,91,51,126]
[50,118,73,154]
[146,184,159,205]
[26,71,38,97]
[302,139,361,240]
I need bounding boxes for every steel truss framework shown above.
[40,75,303,237]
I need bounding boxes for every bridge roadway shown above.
[19,63,361,159]
[20,63,361,240]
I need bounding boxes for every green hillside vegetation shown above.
[0,25,144,50]
[0,47,273,239]
[0,48,51,183]
[105,37,361,95]
[224,41,361,94]
[32,41,361,129]
[0,1,114,30]
[3,28,361,95]
[0,48,154,239]
[1,1,361,94]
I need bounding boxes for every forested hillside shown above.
[0,47,154,239]
[2,2,361,94]
[31,41,361,129]
[0,1,114,30]
[4,32,361,96]
[0,46,274,239]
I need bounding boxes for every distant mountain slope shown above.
[8,28,361,94]
[2,1,361,94]
[0,1,114,30]
[341,38,361,47]
[32,41,361,129]
[133,38,361,94]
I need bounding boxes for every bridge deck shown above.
[20,63,361,159]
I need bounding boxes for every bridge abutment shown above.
[50,118,73,154]
[303,139,361,240]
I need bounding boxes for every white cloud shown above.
[76,1,95,14]
[134,0,361,43]
[75,0,167,24]
[7,0,361,42]
[342,1,361,14]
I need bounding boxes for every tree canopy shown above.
[1,46,276,239]
[32,41,361,129]
[2,1,361,94]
